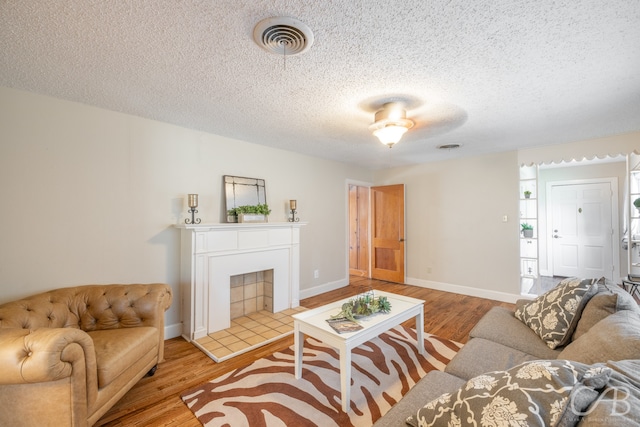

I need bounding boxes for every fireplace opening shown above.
[230,269,274,319]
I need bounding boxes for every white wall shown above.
[374,151,522,301]
[0,87,373,335]
[372,135,639,302]
[3,86,638,332]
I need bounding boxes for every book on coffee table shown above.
[326,317,363,334]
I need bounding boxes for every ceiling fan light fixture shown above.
[369,102,414,148]
[373,125,409,148]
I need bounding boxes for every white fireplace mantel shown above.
[177,222,306,341]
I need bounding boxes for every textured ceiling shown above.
[1,1,639,169]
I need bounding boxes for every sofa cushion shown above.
[515,277,599,349]
[572,282,640,341]
[372,371,466,427]
[470,306,562,359]
[558,310,640,365]
[88,327,158,388]
[408,360,612,427]
[445,338,541,380]
[578,359,640,426]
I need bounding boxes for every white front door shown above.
[551,181,614,279]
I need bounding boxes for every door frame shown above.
[345,179,373,280]
[544,177,620,281]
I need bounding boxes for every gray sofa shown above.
[374,279,640,426]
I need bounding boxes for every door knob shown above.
[399,238,405,242]
[553,234,562,239]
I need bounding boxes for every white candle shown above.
[290,199,297,210]
[188,194,198,208]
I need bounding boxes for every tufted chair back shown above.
[0,288,80,330]
[0,284,172,333]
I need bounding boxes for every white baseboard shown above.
[299,278,349,300]
[165,322,183,340]
[300,276,522,303]
[405,277,522,304]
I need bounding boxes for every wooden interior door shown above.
[371,184,405,283]
[348,185,369,277]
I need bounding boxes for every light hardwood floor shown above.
[98,277,514,426]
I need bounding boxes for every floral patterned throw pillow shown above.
[515,277,599,349]
[407,360,611,427]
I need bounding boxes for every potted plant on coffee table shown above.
[521,222,534,238]
[330,290,392,323]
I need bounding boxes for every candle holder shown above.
[185,207,201,224]
[185,193,201,224]
[288,199,299,222]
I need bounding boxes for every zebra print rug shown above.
[180,325,461,427]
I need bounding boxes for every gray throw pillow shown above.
[515,277,599,349]
[572,283,640,341]
[406,360,611,427]
[558,310,640,365]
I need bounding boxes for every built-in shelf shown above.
[628,154,640,280]
[520,165,539,293]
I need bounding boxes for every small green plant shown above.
[521,222,534,238]
[523,190,532,198]
[330,291,392,323]
[228,203,271,217]
[634,198,640,208]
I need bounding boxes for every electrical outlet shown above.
[502,215,508,222]
[313,269,319,279]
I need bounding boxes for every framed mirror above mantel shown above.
[517,133,639,297]
[223,175,267,222]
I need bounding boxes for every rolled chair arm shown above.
[0,327,96,385]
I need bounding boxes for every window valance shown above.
[517,131,639,166]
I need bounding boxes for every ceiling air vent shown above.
[437,143,462,150]
[253,17,314,56]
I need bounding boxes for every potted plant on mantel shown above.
[228,203,272,223]
[521,222,534,238]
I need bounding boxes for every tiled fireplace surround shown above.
[230,270,274,318]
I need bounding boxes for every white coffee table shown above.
[292,290,424,412]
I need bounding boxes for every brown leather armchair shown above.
[0,283,172,426]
